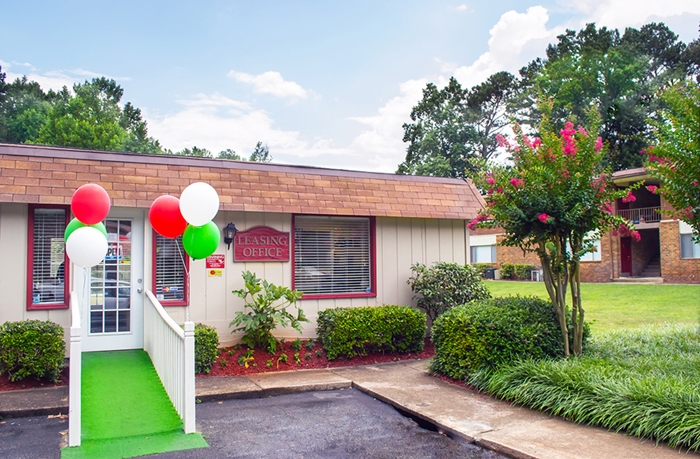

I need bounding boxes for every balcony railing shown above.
[617,206,661,223]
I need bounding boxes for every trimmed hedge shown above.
[0,320,65,382]
[473,263,495,278]
[194,323,220,374]
[430,296,565,380]
[317,306,426,360]
[499,263,536,280]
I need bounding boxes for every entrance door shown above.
[83,210,144,352]
[620,236,632,276]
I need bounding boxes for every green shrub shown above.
[499,263,514,279]
[0,320,65,382]
[430,296,566,380]
[407,262,491,323]
[514,264,535,280]
[194,323,220,374]
[230,270,307,353]
[317,305,426,360]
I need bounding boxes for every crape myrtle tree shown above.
[469,103,638,357]
[646,81,700,239]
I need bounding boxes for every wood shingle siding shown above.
[0,144,484,220]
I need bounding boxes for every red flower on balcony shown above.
[622,190,636,203]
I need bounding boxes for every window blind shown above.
[294,216,371,295]
[32,208,66,304]
[155,234,187,301]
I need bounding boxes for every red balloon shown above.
[149,195,188,238]
[71,184,111,225]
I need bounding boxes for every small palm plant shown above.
[230,270,306,353]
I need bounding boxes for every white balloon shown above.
[180,182,220,226]
[66,227,109,268]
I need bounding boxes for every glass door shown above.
[83,211,144,351]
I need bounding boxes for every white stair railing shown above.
[143,290,196,434]
[68,291,82,447]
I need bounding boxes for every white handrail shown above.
[144,290,196,434]
[68,291,82,447]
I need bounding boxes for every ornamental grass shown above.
[465,324,700,451]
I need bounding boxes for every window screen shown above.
[30,207,68,307]
[681,234,700,259]
[294,216,372,295]
[154,234,188,303]
[470,245,496,263]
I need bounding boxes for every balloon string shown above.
[176,238,192,323]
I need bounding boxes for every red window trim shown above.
[27,204,70,311]
[291,214,377,300]
[151,232,190,306]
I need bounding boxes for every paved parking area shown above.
[0,389,507,459]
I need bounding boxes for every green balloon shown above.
[65,218,108,242]
[182,221,220,260]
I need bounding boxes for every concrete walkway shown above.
[1,360,696,459]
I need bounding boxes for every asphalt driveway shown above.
[0,388,507,459]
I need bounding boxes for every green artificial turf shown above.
[61,350,207,459]
[484,280,700,332]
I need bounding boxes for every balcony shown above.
[617,206,662,226]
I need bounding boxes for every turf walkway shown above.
[61,350,207,459]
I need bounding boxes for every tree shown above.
[31,77,162,153]
[173,146,212,158]
[248,141,271,162]
[469,103,637,356]
[521,23,691,171]
[0,70,56,144]
[646,81,700,238]
[217,148,241,160]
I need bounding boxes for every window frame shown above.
[291,214,377,300]
[470,245,497,264]
[27,204,70,311]
[151,232,189,306]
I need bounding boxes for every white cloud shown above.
[455,4,468,12]
[0,62,130,92]
[452,6,563,88]
[348,79,428,172]
[228,70,308,100]
[572,0,700,30]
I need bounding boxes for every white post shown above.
[68,293,82,447]
[183,321,196,434]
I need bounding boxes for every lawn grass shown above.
[484,280,700,332]
[466,324,700,451]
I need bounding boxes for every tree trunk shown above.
[538,238,570,357]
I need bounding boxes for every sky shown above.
[2,1,700,173]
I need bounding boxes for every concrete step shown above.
[613,276,664,284]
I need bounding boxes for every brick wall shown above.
[580,232,614,283]
[496,235,541,268]
[659,220,700,284]
[630,228,659,276]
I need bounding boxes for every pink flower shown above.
[532,138,542,149]
[646,185,658,194]
[496,186,504,194]
[485,173,496,186]
[562,169,570,178]
[622,190,636,203]
[631,231,641,242]
[560,122,578,156]
[595,137,603,153]
[487,187,494,195]
[611,229,619,237]
[496,134,508,148]
[523,136,533,148]
[510,178,523,188]
[467,220,478,230]
[685,206,694,220]
[577,125,589,137]
[600,202,614,214]
[538,213,551,224]
[693,181,699,187]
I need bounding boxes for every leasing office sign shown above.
[233,226,290,262]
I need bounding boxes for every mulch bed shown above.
[0,367,69,392]
[199,338,435,378]
[0,339,437,390]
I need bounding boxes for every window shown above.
[293,216,375,298]
[28,205,69,310]
[470,245,497,263]
[681,234,700,259]
[679,221,699,259]
[580,239,602,262]
[153,233,189,305]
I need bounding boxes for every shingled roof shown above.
[0,143,484,220]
